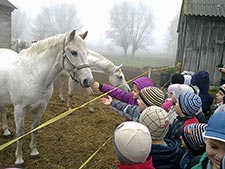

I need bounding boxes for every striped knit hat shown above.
[179,92,202,116]
[139,87,164,107]
[183,123,207,153]
[219,84,225,95]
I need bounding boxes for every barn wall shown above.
[0,8,11,48]
[178,16,225,85]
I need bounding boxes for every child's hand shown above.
[93,81,100,89]
[219,67,225,73]
[180,136,187,149]
[100,95,112,105]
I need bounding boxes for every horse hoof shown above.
[30,154,40,160]
[15,162,26,168]
[3,134,13,139]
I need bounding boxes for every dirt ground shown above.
[0,66,164,169]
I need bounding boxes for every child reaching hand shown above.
[94,77,154,121]
[100,87,164,122]
[93,76,154,106]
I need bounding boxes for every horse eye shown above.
[118,76,123,79]
[70,50,77,56]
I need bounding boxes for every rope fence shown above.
[0,64,180,168]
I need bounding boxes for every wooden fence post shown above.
[148,67,152,78]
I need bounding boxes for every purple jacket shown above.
[99,77,154,105]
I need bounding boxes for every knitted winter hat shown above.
[219,84,225,95]
[203,111,225,143]
[167,84,178,94]
[113,121,152,164]
[161,98,173,112]
[215,104,225,114]
[133,77,154,91]
[139,87,164,107]
[139,106,170,140]
[183,123,207,153]
[191,71,210,92]
[172,84,194,100]
[178,92,202,116]
[183,74,192,85]
[171,73,184,84]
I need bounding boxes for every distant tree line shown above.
[11,1,177,57]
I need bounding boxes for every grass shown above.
[99,51,176,68]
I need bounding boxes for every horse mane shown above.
[19,33,66,56]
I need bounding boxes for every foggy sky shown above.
[9,0,182,53]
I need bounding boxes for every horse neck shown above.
[88,51,115,74]
[20,35,65,87]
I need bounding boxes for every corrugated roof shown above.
[184,0,225,17]
[0,0,16,10]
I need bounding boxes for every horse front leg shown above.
[13,106,26,166]
[87,87,94,112]
[1,107,11,136]
[30,104,47,159]
[67,76,75,110]
[58,79,65,102]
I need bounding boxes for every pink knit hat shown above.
[161,98,173,112]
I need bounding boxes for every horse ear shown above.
[115,64,123,71]
[68,30,76,41]
[79,31,88,40]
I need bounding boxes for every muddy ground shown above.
[0,66,164,169]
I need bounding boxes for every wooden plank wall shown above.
[177,16,225,86]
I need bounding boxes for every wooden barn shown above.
[0,0,16,48]
[176,0,225,85]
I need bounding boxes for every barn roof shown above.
[0,0,16,11]
[184,0,225,17]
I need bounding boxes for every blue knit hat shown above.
[179,92,202,116]
[203,111,225,143]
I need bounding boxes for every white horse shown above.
[57,49,131,110]
[0,30,93,166]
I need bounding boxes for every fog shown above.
[9,0,182,55]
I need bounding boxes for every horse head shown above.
[62,30,93,88]
[109,64,131,92]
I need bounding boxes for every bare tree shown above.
[31,4,82,40]
[130,2,154,57]
[11,9,30,39]
[165,13,179,58]
[106,2,131,56]
[107,1,154,57]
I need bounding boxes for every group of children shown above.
[92,71,225,169]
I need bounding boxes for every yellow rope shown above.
[0,65,179,167]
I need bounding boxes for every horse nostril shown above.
[83,79,90,88]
